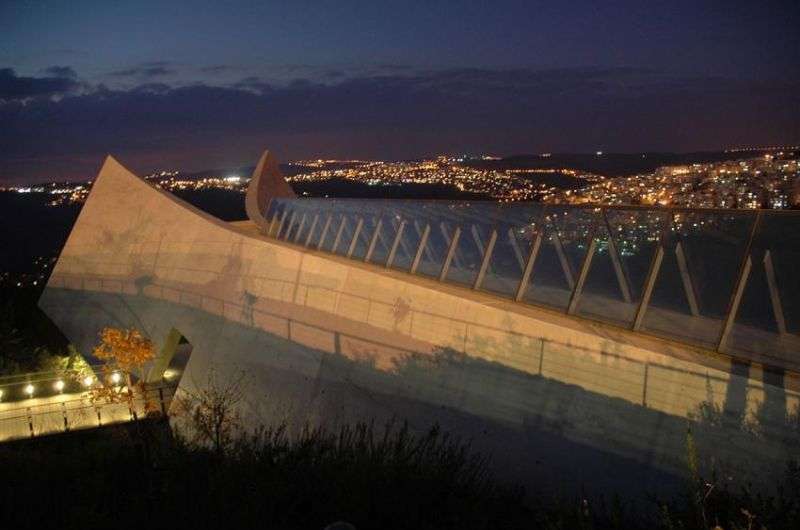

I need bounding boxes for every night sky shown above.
[1,0,798,183]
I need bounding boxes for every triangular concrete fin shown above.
[93,154,142,186]
[246,149,296,231]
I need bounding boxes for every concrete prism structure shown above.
[39,151,800,497]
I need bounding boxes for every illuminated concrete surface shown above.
[39,155,800,496]
[264,197,800,369]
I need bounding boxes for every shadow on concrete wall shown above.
[39,278,799,500]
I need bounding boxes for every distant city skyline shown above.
[5,151,797,211]
[2,0,799,183]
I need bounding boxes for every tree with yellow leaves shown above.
[89,327,155,413]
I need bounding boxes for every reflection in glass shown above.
[728,212,800,361]
[482,204,544,298]
[281,209,298,241]
[389,207,422,271]
[444,207,493,287]
[521,207,593,311]
[369,212,400,265]
[574,209,667,327]
[333,214,356,256]
[304,212,322,246]
[412,205,454,278]
[260,198,798,367]
[642,211,754,348]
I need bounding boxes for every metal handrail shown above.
[0,383,175,415]
[0,366,142,404]
[0,384,177,442]
[0,364,103,382]
[263,197,798,362]
[268,195,800,215]
[0,365,104,388]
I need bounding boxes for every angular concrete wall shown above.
[40,156,800,498]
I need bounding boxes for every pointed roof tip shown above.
[94,154,141,185]
[100,154,118,167]
[246,148,296,228]
[252,148,281,178]
[100,154,126,172]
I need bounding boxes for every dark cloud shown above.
[287,78,323,90]
[384,66,655,95]
[281,64,317,73]
[130,83,172,94]
[43,65,77,78]
[256,63,419,83]
[232,76,273,94]
[48,48,88,57]
[200,65,236,74]
[1,66,798,182]
[375,63,412,71]
[108,65,175,78]
[0,67,79,101]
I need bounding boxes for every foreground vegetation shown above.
[0,285,72,375]
[1,318,798,529]
[0,416,797,530]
